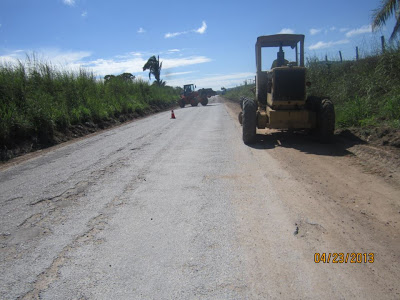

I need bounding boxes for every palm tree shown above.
[372,0,400,41]
[143,55,165,86]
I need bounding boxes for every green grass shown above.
[0,57,180,147]
[223,83,255,102]
[306,46,400,129]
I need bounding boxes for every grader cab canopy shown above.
[255,34,305,69]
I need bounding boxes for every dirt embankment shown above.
[336,127,400,149]
[0,104,177,163]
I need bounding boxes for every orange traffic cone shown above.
[171,110,176,119]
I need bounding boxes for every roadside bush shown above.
[224,84,255,102]
[0,56,180,147]
[307,46,400,129]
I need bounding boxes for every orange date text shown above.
[314,253,374,263]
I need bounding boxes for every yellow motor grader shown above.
[239,34,335,144]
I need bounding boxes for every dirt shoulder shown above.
[223,97,400,186]
[223,96,400,298]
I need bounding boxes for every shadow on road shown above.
[179,103,220,109]
[248,130,366,157]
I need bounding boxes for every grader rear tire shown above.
[242,98,257,144]
[318,99,335,143]
[240,97,245,109]
[306,96,335,143]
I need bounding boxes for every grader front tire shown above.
[318,99,335,143]
[242,98,257,144]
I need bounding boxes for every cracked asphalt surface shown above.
[1,96,399,299]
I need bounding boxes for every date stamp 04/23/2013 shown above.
[314,253,375,264]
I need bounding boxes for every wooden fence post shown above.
[356,47,359,61]
[339,51,343,62]
[381,36,386,53]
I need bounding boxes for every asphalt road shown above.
[1,96,399,299]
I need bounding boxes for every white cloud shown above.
[308,39,349,50]
[0,49,92,71]
[137,27,146,34]
[340,28,349,32]
[36,50,92,66]
[63,0,75,6]
[310,26,337,35]
[86,57,146,76]
[165,31,186,38]
[85,55,211,76]
[165,21,207,38]
[2,49,90,63]
[115,52,143,59]
[164,71,196,78]
[86,55,211,79]
[162,56,211,69]
[81,11,87,17]
[278,28,294,34]
[195,21,207,34]
[166,72,255,90]
[168,49,180,53]
[0,56,17,65]
[310,28,322,35]
[0,48,251,90]
[346,25,372,37]
[0,49,212,79]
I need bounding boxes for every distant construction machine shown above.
[178,84,216,107]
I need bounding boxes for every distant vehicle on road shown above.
[179,84,216,107]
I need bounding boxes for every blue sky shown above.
[0,0,396,90]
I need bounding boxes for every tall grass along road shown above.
[0,57,180,161]
[1,96,399,299]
